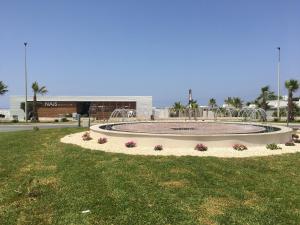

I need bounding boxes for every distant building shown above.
[10,96,152,121]
[267,99,300,109]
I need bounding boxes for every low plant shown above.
[154,145,163,151]
[98,137,107,144]
[294,139,300,143]
[125,141,136,148]
[82,132,92,141]
[285,141,295,146]
[33,126,39,131]
[194,144,208,151]
[61,118,68,122]
[233,144,247,151]
[266,143,282,150]
[292,134,299,139]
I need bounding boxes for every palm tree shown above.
[190,99,198,109]
[224,97,243,109]
[285,79,299,122]
[172,101,185,116]
[0,81,8,96]
[233,97,243,109]
[32,81,48,122]
[208,98,217,109]
[255,86,276,110]
[224,97,233,106]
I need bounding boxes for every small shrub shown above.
[233,144,247,151]
[292,134,299,139]
[125,141,136,148]
[82,132,92,141]
[294,139,300,143]
[12,119,19,123]
[285,141,295,146]
[98,137,107,144]
[154,145,163,151]
[33,126,39,131]
[194,144,208,151]
[54,119,59,122]
[65,113,72,118]
[61,118,68,122]
[266,143,282,150]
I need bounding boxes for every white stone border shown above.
[60,131,300,158]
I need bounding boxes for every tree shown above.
[190,99,198,109]
[254,86,276,110]
[32,81,48,122]
[172,101,185,117]
[208,98,217,109]
[0,81,8,96]
[285,79,299,122]
[224,97,243,109]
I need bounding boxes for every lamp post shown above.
[188,89,192,120]
[277,47,280,119]
[24,42,28,122]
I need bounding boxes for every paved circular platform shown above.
[111,122,266,135]
[90,121,293,147]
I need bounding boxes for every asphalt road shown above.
[0,123,79,132]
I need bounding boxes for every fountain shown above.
[90,91,292,148]
[109,108,136,122]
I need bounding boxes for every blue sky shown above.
[0,0,299,108]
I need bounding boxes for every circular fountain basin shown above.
[90,121,293,148]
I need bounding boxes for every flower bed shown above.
[233,144,247,151]
[125,141,136,148]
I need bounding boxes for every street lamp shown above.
[24,42,28,122]
[277,47,280,119]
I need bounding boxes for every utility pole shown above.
[24,42,28,122]
[188,89,192,120]
[277,47,280,119]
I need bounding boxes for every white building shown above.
[10,96,152,121]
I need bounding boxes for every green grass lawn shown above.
[0,128,300,225]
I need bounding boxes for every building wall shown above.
[37,102,77,117]
[10,96,153,121]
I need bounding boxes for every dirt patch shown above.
[39,177,59,189]
[170,168,194,175]
[243,192,262,207]
[198,197,237,225]
[160,180,188,188]
[20,163,57,173]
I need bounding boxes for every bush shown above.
[285,141,295,146]
[54,119,59,122]
[82,132,92,141]
[125,141,136,148]
[292,134,299,139]
[61,118,68,122]
[194,144,208,151]
[266,143,282,150]
[233,144,247,151]
[12,119,19,123]
[294,139,300,143]
[65,113,72,118]
[98,137,107,144]
[33,126,39,131]
[154,145,163,151]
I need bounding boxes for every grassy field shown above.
[0,128,300,225]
